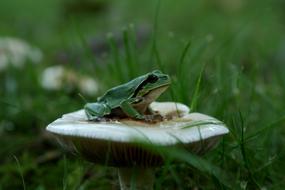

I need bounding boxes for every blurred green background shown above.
[1,0,285,189]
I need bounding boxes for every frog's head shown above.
[136,70,171,99]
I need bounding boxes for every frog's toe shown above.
[86,115,101,122]
[143,114,164,123]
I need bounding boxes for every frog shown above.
[84,70,171,122]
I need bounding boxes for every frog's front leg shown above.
[120,99,145,120]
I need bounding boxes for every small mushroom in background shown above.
[46,101,229,190]
[40,65,99,96]
[0,37,43,71]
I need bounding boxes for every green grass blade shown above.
[13,155,26,190]
[190,66,204,111]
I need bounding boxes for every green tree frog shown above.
[84,70,171,121]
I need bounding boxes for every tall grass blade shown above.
[107,33,125,82]
[13,155,26,190]
[190,66,204,111]
[123,27,136,78]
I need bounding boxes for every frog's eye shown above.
[148,74,158,83]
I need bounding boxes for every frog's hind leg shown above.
[84,103,111,121]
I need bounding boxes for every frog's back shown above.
[98,85,133,108]
[98,75,146,108]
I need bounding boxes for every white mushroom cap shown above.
[46,102,229,167]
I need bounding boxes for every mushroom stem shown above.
[118,167,154,190]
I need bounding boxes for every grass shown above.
[1,0,285,189]
[13,155,26,190]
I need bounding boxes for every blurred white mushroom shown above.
[46,101,229,190]
[40,65,99,95]
[78,77,99,96]
[41,65,64,90]
[0,37,43,71]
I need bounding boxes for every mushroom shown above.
[46,101,229,190]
